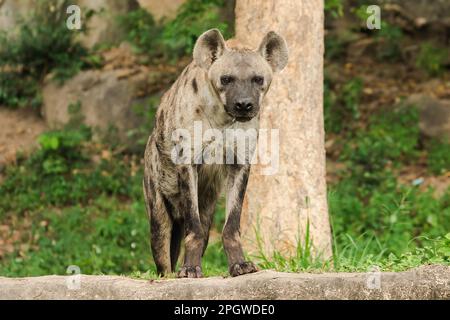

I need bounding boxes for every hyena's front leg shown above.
[223,165,258,277]
[177,166,204,278]
[143,178,173,276]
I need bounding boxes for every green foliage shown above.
[0,72,42,108]
[0,114,448,275]
[375,22,403,61]
[0,0,96,108]
[161,0,230,58]
[118,8,164,58]
[325,0,344,18]
[2,0,449,278]
[120,0,231,62]
[427,139,450,175]
[0,126,141,214]
[330,180,450,255]
[256,220,331,272]
[325,35,346,60]
[416,43,448,77]
[341,105,419,188]
[0,198,153,276]
[354,5,403,61]
[127,96,160,149]
[325,77,363,133]
[325,101,449,271]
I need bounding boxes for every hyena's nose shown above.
[235,100,254,112]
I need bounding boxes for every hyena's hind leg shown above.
[144,179,173,276]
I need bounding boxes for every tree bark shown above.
[236,0,332,259]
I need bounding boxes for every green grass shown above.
[426,139,450,175]
[1,96,449,277]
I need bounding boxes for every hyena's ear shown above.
[193,29,226,69]
[258,31,289,73]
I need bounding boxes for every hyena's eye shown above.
[220,75,235,86]
[252,76,264,86]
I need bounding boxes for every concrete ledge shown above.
[0,265,449,300]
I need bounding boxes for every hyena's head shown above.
[193,29,288,122]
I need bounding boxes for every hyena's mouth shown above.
[225,110,254,123]
[235,116,254,122]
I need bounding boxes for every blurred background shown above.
[0,0,448,277]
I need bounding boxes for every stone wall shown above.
[0,266,449,300]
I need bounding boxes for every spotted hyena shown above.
[143,29,288,278]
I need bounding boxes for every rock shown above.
[0,265,449,300]
[0,0,32,31]
[41,65,151,143]
[406,94,450,140]
[137,0,186,20]
[78,0,139,49]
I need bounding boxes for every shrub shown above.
[427,139,450,175]
[341,105,420,187]
[354,5,403,61]
[160,0,231,58]
[416,42,448,77]
[0,125,142,214]
[325,78,363,133]
[0,0,96,108]
[118,8,164,58]
[329,178,450,258]
[120,0,231,62]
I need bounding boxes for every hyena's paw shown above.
[229,261,258,277]
[177,265,203,278]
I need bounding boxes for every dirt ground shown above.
[0,108,47,177]
[0,108,46,256]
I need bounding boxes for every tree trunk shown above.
[236,0,332,259]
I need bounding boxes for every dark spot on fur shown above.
[181,167,189,175]
[192,78,198,94]
[161,194,174,217]
[158,111,165,126]
[195,108,201,115]
[155,141,162,154]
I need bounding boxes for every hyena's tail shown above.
[170,220,184,272]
